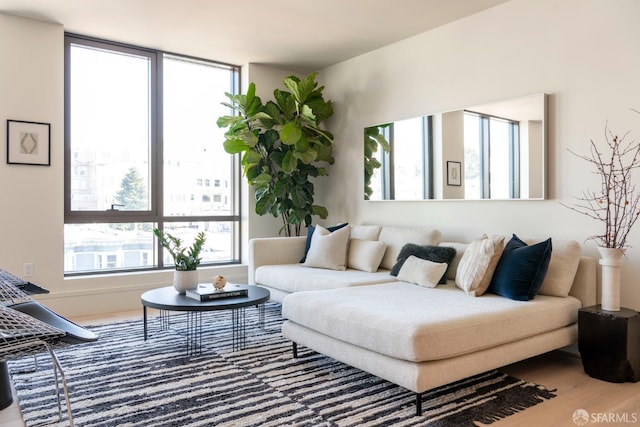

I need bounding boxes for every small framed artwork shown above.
[446,161,462,186]
[6,119,51,166]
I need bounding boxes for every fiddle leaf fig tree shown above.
[217,73,334,236]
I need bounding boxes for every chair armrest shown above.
[248,236,307,285]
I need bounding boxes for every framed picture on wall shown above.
[6,119,51,166]
[446,161,462,186]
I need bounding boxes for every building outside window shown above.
[64,35,241,275]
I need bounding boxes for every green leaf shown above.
[223,139,249,154]
[293,148,317,164]
[311,205,328,219]
[284,73,316,104]
[282,151,297,174]
[281,122,302,145]
[242,149,262,164]
[253,173,272,185]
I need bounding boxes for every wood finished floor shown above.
[0,309,638,427]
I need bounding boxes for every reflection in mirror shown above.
[364,94,547,201]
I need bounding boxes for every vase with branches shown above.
[564,112,640,311]
[564,115,640,250]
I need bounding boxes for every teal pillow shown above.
[300,223,349,263]
[488,235,552,301]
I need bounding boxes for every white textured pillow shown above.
[397,255,448,288]
[303,225,350,271]
[348,239,386,272]
[455,235,505,296]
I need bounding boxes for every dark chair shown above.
[0,269,99,343]
[0,305,73,425]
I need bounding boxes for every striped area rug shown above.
[10,302,556,426]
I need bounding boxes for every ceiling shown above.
[0,0,510,72]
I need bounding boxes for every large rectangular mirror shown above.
[364,93,547,201]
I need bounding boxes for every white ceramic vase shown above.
[173,270,198,294]
[597,246,625,311]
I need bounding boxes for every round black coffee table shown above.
[141,284,270,355]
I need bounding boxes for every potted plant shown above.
[217,72,334,236]
[153,228,207,293]
[564,112,640,311]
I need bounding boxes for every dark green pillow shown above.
[488,234,552,301]
[391,244,456,284]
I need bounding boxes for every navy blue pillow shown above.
[390,244,456,284]
[488,234,552,301]
[300,223,349,263]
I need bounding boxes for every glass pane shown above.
[64,223,155,273]
[489,119,511,199]
[163,56,235,216]
[464,113,482,199]
[160,222,236,267]
[393,117,424,199]
[69,44,152,211]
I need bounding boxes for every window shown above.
[64,35,241,275]
[463,111,520,199]
[373,117,433,200]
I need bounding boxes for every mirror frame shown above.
[364,93,548,201]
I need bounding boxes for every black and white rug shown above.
[10,302,556,426]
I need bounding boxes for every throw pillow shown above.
[302,225,350,271]
[537,239,581,297]
[347,239,386,272]
[455,235,505,297]
[397,255,448,288]
[390,244,456,284]
[349,225,382,241]
[440,241,470,281]
[300,223,348,263]
[488,235,553,301]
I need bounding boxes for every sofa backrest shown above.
[377,226,442,270]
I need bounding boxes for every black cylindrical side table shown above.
[578,305,640,383]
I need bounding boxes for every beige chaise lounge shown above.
[250,225,597,415]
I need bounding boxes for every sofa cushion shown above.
[440,241,470,281]
[397,256,447,288]
[350,225,382,241]
[256,264,394,293]
[537,239,582,297]
[303,225,350,271]
[390,244,456,283]
[300,223,348,262]
[378,226,442,270]
[282,282,582,362]
[455,235,505,297]
[488,235,552,301]
[348,239,386,272]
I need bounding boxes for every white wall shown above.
[4,0,640,314]
[0,13,247,316]
[317,0,640,309]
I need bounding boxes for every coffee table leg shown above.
[232,307,246,351]
[186,311,202,357]
[258,303,265,329]
[143,305,148,340]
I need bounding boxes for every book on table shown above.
[186,283,248,301]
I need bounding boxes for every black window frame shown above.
[64,33,242,276]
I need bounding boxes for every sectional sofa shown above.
[249,225,596,415]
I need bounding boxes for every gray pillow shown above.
[391,244,456,284]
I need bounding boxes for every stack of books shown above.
[186,283,248,302]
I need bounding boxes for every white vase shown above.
[173,270,198,294]
[597,246,625,311]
